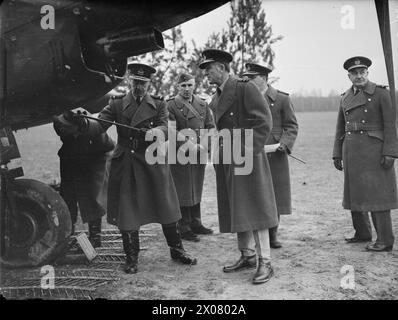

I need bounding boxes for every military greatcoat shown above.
[210,76,278,233]
[332,81,398,211]
[167,94,215,207]
[264,85,298,215]
[85,91,181,230]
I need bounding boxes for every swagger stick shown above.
[288,154,306,164]
[78,114,147,132]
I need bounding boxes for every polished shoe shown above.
[366,242,393,252]
[252,258,274,284]
[191,225,214,235]
[223,254,257,273]
[170,244,198,265]
[181,230,200,242]
[345,236,372,243]
[270,240,282,249]
[124,255,138,274]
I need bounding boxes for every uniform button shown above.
[230,112,234,116]
[271,103,274,106]
[361,120,365,123]
[345,112,349,115]
[360,131,363,134]
[368,98,371,101]
[364,109,368,112]
[129,137,133,140]
[131,150,135,154]
[346,121,350,124]
[347,132,351,135]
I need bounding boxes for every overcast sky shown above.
[180,0,398,96]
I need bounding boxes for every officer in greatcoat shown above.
[64,62,197,273]
[167,72,215,242]
[243,62,298,249]
[199,49,278,284]
[332,56,397,252]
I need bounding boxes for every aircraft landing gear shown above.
[0,127,72,268]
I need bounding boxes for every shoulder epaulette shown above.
[151,94,164,100]
[277,90,289,96]
[237,78,250,82]
[110,93,126,100]
[376,84,389,89]
[341,92,345,96]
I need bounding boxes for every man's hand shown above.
[63,110,88,131]
[333,158,343,171]
[276,143,287,154]
[381,155,395,169]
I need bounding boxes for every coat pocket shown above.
[367,131,384,141]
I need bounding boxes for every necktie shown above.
[136,96,141,105]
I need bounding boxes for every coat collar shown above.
[266,85,277,102]
[175,95,205,119]
[342,81,376,112]
[122,91,157,126]
[214,76,237,124]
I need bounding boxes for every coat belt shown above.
[345,122,383,132]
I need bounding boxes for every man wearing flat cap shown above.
[64,62,197,273]
[332,56,398,252]
[243,62,298,249]
[167,72,215,242]
[199,49,278,284]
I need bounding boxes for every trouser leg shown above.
[253,229,271,262]
[88,217,102,248]
[237,231,256,257]
[351,211,372,239]
[269,213,281,248]
[371,210,395,247]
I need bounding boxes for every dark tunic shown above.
[264,85,298,215]
[167,94,215,207]
[332,81,398,211]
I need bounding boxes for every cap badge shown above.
[137,68,144,76]
[354,60,360,65]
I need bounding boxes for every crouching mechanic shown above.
[63,62,197,273]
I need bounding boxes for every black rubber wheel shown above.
[0,179,72,268]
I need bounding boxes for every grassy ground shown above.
[12,112,398,299]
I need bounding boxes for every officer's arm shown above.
[243,81,271,155]
[332,101,345,159]
[380,88,398,157]
[82,100,117,137]
[153,100,168,139]
[280,96,298,154]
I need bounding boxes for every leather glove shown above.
[381,155,395,169]
[333,158,343,171]
[63,110,88,131]
[276,143,287,154]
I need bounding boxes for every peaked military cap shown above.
[198,49,233,69]
[127,62,156,81]
[343,56,372,71]
[242,62,274,76]
[177,72,194,84]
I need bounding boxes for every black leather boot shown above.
[88,218,102,248]
[252,258,274,284]
[269,226,282,249]
[121,230,139,274]
[223,253,257,273]
[162,223,197,265]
